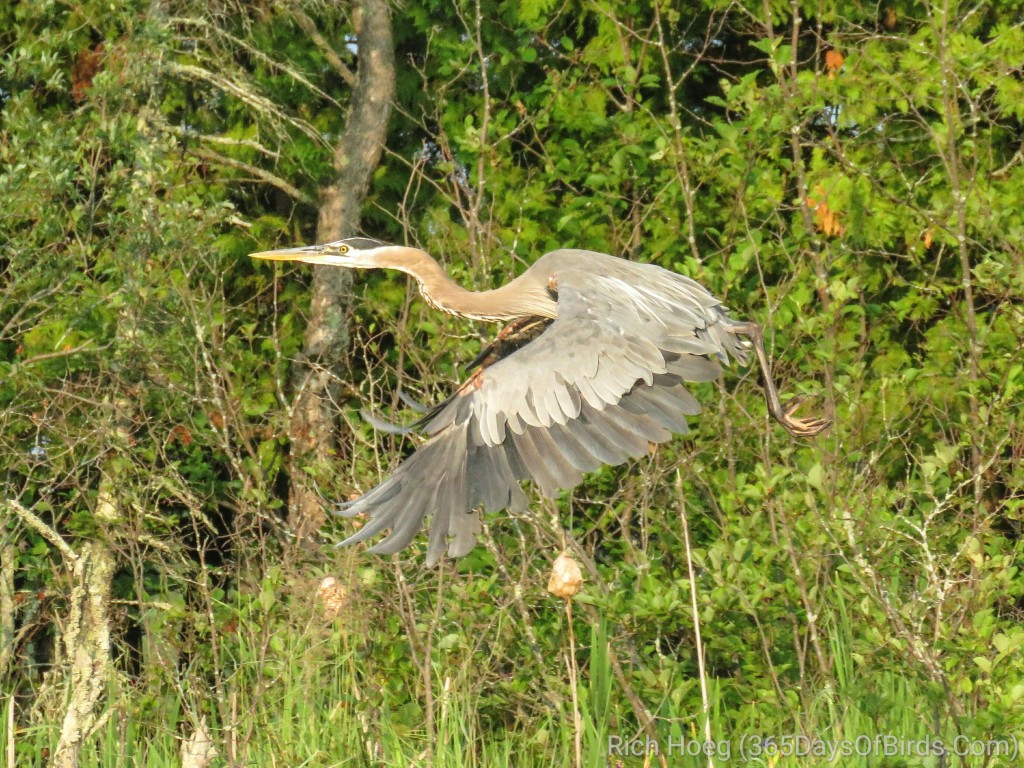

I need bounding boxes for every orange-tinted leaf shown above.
[71,44,105,103]
[825,49,844,79]
[170,425,193,445]
[808,185,845,238]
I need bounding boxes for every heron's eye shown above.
[339,244,350,254]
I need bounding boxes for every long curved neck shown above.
[374,247,558,322]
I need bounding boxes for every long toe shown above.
[783,395,807,418]
[791,416,830,437]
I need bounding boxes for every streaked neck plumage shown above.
[372,246,558,322]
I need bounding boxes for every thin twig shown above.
[167,62,329,147]
[161,123,282,159]
[188,148,314,205]
[6,694,14,768]
[565,599,582,768]
[168,14,348,107]
[677,471,714,768]
[15,340,104,369]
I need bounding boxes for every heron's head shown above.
[250,237,395,269]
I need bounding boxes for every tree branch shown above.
[15,340,105,370]
[292,9,357,86]
[168,15,346,108]
[161,122,281,159]
[167,62,329,147]
[189,148,314,205]
[4,499,78,566]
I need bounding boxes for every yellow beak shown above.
[250,244,325,262]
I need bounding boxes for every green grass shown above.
[4,590,1010,768]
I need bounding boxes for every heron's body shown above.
[252,239,827,565]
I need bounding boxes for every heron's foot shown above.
[778,396,831,438]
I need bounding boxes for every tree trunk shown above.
[0,534,13,682]
[51,542,115,768]
[48,396,129,768]
[288,0,396,536]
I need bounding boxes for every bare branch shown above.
[167,62,329,148]
[292,9,357,86]
[160,122,281,159]
[169,15,347,107]
[0,274,74,340]
[4,499,78,566]
[16,340,105,369]
[189,147,315,204]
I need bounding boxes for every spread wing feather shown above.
[337,252,748,563]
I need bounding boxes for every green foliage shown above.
[579,619,612,768]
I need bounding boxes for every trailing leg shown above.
[725,322,830,437]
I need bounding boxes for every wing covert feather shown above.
[336,252,750,562]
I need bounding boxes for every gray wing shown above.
[337,255,749,565]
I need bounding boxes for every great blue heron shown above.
[252,238,829,565]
